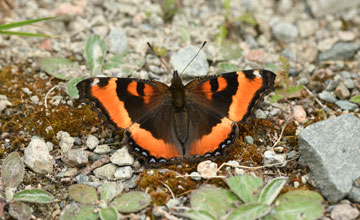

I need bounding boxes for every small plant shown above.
[184,175,323,220]
[40,34,130,98]
[160,0,179,22]
[62,183,152,220]
[0,152,55,219]
[0,17,55,37]
[350,95,360,104]
[269,56,303,103]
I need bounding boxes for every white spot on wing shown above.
[253,70,261,78]
[91,78,100,86]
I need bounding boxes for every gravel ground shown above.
[1,0,360,219]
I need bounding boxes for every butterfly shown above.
[76,44,276,166]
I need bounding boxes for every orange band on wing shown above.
[217,77,228,91]
[200,77,228,100]
[127,81,139,96]
[91,78,132,128]
[189,118,233,156]
[128,123,180,159]
[228,72,262,122]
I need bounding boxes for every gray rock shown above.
[297,77,309,85]
[330,203,359,220]
[114,166,133,180]
[340,71,351,79]
[297,20,319,37]
[308,0,360,18]
[318,42,360,62]
[189,171,201,181]
[56,131,74,153]
[75,174,90,184]
[123,175,139,190]
[335,83,351,99]
[86,135,99,150]
[271,22,298,43]
[244,136,254,144]
[107,28,127,53]
[170,45,209,78]
[282,48,296,61]
[344,79,355,89]
[24,136,54,174]
[94,144,111,154]
[0,95,11,112]
[325,79,339,91]
[348,186,360,203]
[263,150,286,166]
[255,109,267,119]
[93,163,117,180]
[299,114,360,202]
[270,108,281,116]
[110,147,134,166]
[245,35,258,49]
[319,91,337,103]
[286,150,297,160]
[62,149,89,167]
[335,100,358,111]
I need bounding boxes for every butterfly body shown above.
[77,69,275,166]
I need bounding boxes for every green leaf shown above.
[259,177,287,205]
[152,45,167,57]
[279,56,290,72]
[60,204,98,220]
[350,95,360,104]
[40,57,76,80]
[270,94,284,103]
[223,0,231,10]
[184,210,217,220]
[286,85,303,94]
[0,17,55,30]
[222,189,240,209]
[69,184,98,205]
[218,62,238,72]
[13,189,54,204]
[111,191,151,213]
[215,24,227,45]
[85,35,106,75]
[190,186,229,218]
[226,176,263,203]
[238,13,258,26]
[101,182,123,202]
[9,201,32,220]
[271,190,323,220]
[0,31,53,37]
[1,152,25,188]
[100,207,119,220]
[66,76,86,98]
[227,203,271,220]
[103,51,129,70]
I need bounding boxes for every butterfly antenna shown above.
[147,42,172,74]
[180,41,207,75]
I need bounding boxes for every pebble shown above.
[73,137,82,146]
[197,160,218,179]
[263,150,286,166]
[244,136,254,144]
[293,181,300,188]
[271,22,298,43]
[189,171,201,181]
[234,168,245,175]
[123,175,139,190]
[56,131,74,153]
[114,166,133,180]
[330,204,359,220]
[297,77,309,85]
[343,79,355,89]
[46,141,54,151]
[318,42,360,62]
[319,91,337,103]
[62,149,89,167]
[107,28,127,53]
[335,100,358,111]
[297,20,319,37]
[255,109,266,119]
[30,95,39,104]
[335,83,351,99]
[94,144,111,154]
[286,150,297,160]
[110,147,134,166]
[325,79,339,91]
[93,163,117,180]
[293,105,307,123]
[86,135,99,150]
[24,136,54,174]
[170,45,209,78]
[282,48,296,61]
[0,95,11,112]
[75,174,90,184]
[245,35,258,49]
[269,108,281,116]
[22,87,32,95]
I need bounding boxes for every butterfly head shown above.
[171,70,184,88]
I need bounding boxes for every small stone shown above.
[343,79,355,89]
[62,149,89,167]
[189,171,201,181]
[319,91,337,103]
[46,141,54,151]
[110,147,134,166]
[56,131,74,153]
[63,168,78,177]
[335,100,358,111]
[255,109,266,119]
[24,136,54,174]
[325,79,339,91]
[245,35,258,49]
[93,163,117,180]
[335,83,351,99]
[0,95,11,112]
[22,87,32,95]
[166,198,181,209]
[341,71,351,79]
[297,77,309,85]
[297,20,319,37]
[293,181,300,188]
[107,28,127,53]
[86,135,99,150]
[263,150,286,166]
[30,95,39,104]
[114,166,133,180]
[274,146,284,153]
[244,136,254,144]
[271,22,298,43]
[94,144,111,154]
[330,204,359,220]
[282,48,296,61]
[234,168,245,175]
[338,31,356,41]
[170,45,209,78]
[270,108,281,116]
[293,105,306,123]
[75,174,90,184]
[73,137,82,145]
[318,42,360,62]
[197,160,218,179]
